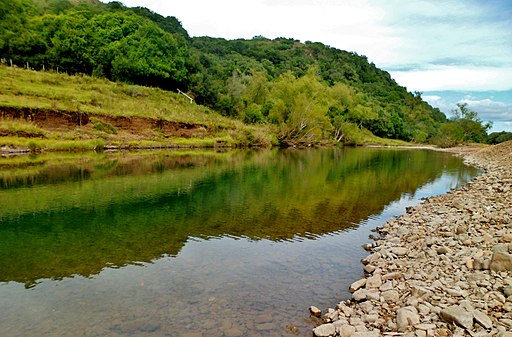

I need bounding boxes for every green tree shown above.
[488,131,512,144]
[451,103,492,143]
[433,122,464,148]
[267,70,334,144]
[108,21,188,87]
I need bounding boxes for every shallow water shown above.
[0,148,478,336]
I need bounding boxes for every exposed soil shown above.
[0,106,210,139]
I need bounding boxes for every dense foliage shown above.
[0,0,491,146]
[488,131,512,145]
[0,0,189,88]
[431,103,492,147]
[187,37,447,144]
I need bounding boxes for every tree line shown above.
[0,0,498,145]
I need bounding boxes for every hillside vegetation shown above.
[0,65,276,150]
[0,0,492,150]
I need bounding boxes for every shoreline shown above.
[311,142,512,337]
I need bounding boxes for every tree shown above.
[451,103,492,143]
[433,122,464,148]
[488,131,512,145]
[108,20,189,87]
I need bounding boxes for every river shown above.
[0,147,478,336]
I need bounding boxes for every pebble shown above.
[365,274,382,288]
[391,247,408,256]
[381,290,400,303]
[350,279,367,292]
[312,323,336,337]
[311,142,512,337]
[439,305,473,330]
[473,309,493,329]
[310,306,322,317]
[490,251,512,272]
[396,307,420,332]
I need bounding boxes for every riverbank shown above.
[0,65,413,153]
[311,141,512,337]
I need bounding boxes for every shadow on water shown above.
[0,147,479,336]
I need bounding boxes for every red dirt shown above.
[0,106,210,139]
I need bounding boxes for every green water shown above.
[0,148,478,336]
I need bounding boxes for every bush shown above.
[488,131,512,145]
[27,140,39,151]
[91,117,117,134]
[243,104,263,124]
[431,122,464,148]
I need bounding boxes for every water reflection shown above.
[0,148,478,336]
[0,148,478,286]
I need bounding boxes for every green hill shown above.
[0,66,276,151]
[0,0,451,150]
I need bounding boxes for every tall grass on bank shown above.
[0,120,46,137]
[0,65,241,128]
[0,65,280,150]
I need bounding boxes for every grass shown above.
[0,120,47,137]
[0,65,411,151]
[0,135,260,152]
[0,65,247,129]
[340,121,411,147]
[0,65,277,151]
[90,117,117,134]
[0,137,106,151]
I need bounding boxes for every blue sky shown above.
[101,0,512,132]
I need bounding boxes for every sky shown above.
[100,0,512,132]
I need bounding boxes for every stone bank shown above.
[311,142,512,337]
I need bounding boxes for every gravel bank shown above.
[311,141,512,337]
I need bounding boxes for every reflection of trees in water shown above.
[0,151,228,189]
[0,148,477,286]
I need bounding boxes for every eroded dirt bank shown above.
[0,106,210,140]
[311,142,512,337]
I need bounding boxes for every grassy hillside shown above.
[1,0,496,147]
[0,65,410,152]
[0,0,449,147]
[0,65,278,151]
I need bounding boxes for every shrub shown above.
[91,118,117,134]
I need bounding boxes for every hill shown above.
[0,65,278,151]
[0,0,450,150]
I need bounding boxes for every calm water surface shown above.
[0,148,478,337]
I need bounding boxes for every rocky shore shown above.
[311,141,512,337]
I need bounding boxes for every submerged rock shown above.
[310,306,322,317]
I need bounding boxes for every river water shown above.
[0,147,478,337]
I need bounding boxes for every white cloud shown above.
[425,91,512,132]
[391,66,512,92]
[422,95,442,103]
[371,1,512,66]
[423,95,452,113]
[458,97,512,122]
